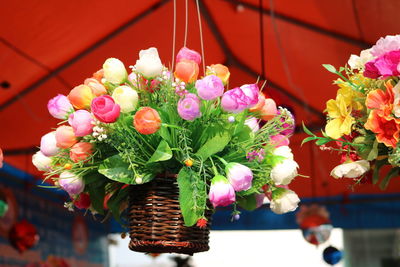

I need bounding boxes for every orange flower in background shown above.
[84,78,107,96]
[365,110,400,148]
[55,126,77,148]
[133,107,161,135]
[260,98,278,121]
[68,84,94,109]
[249,93,266,112]
[92,69,104,82]
[174,59,199,83]
[70,142,94,163]
[206,64,230,85]
[365,80,394,117]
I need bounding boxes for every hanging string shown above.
[171,0,177,71]
[259,0,266,78]
[195,0,206,75]
[184,0,189,47]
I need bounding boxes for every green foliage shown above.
[195,131,231,160]
[147,140,172,164]
[323,64,337,74]
[98,155,137,184]
[380,167,400,190]
[177,167,207,226]
[237,194,257,211]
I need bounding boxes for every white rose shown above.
[271,159,299,185]
[273,146,293,160]
[347,49,374,70]
[32,151,52,171]
[134,47,163,78]
[103,58,127,84]
[270,189,300,214]
[330,160,370,179]
[112,85,139,113]
[244,117,259,132]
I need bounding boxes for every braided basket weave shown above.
[128,174,211,255]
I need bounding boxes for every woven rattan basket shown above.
[128,174,211,255]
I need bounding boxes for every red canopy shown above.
[1,0,400,197]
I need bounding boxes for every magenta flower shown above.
[47,94,73,119]
[195,75,224,100]
[91,95,121,123]
[221,88,250,113]
[177,93,201,121]
[239,84,259,107]
[208,175,236,207]
[364,61,380,78]
[364,50,400,78]
[68,110,94,137]
[278,108,295,136]
[176,47,201,65]
[59,171,84,196]
[225,163,253,191]
[270,134,290,147]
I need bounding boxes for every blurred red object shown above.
[9,220,39,253]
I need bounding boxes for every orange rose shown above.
[174,59,199,83]
[260,98,278,121]
[84,78,107,96]
[249,93,266,112]
[133,107,161,135]
[70,142,94,163]
[206,64,230,85]
[55,126,77,148]
[68,85,94,109]
[92,69,104,82]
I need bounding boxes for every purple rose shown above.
[195,75,224,100]
[208,175,236,207]
[177,93,201,121]
[47,94,73,119]
[68,110,94,137]
[225,163,253,191]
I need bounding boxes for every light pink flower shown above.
[176,47,201,65]
[239,84,259,108]
[55,126,77,149]
[59,171,84,196]
[177,93,201,121]
[370,35,400,57]
[68,110,94,137]
[270,134,290,147]
[47,94,73,119]
[195,75,224,100]
[221,88,250,113]
[208,175,236,207]
[225,163,253,191]
[40,131,60,156]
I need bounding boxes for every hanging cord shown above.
[195,0,206,75]
[259,0,266,78]
[171,0,177,70]
[184,0,189,47]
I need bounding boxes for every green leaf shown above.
[88,184,105,215]
[380,167,399,190]
[108,186,130,222]
[301,136,317,146]
[83,171,106,185]
[237,194,257,211]
[302,122,315,136]
[195,131,230,159]
[373,160,386,184]
[98,155,136,184]
[322,64,337,74]
[147,140,172,163]
[367,140,379,161]
[236,126,253,143]
[177,167,206,226]
[315,138,331,146]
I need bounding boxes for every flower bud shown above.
[32,151,52,171]
[260,98,278,121]
[195,75,224,100]
[112,85,139,113]
[273,146,293,160]
[177,93,201,121]
[133,107,161,135]
[91,95,121,123]
[47,94,74,119]
[208,175,236,207]
[103,58,127,84]
[135,47,163,78]
[330,160,370,179]
[176,47,201,65]
[68,84,95,109]
[174,60,199,83]
[59,171,84,195]
[270,188,300,214]
[270,159,299,185]
[55,126,78,149]
[84,78,107,96]
[70,142,94,163]
[225,163,253,191]
[206,64,230,85]
[68,110,94,137]
[40,131,60,156]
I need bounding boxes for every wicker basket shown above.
[128,174,211,255]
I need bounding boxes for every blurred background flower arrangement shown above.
[304,34,400,189]
[32,46,300,227]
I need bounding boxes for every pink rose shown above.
[47,94,74,119]
[68,110,94,137]
[239,84,259,108]
[70,142,93,163]
[270,134,290,147]
[0,148,3,168]
[177,93,201,121]
[221,88,250,113]
[55,126,77,149]
[208,175,236,207]
[195,75,224,100]
[176,47,201,65]
[91,95,121,123]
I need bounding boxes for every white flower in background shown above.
[270,159,299,185]
[270,189,300,214]
[135,47,163,78]
[330,160,370,179]
[112,85,139,113]
[40,131,60,156]
[32,151,52,171]
[244,117,260,132]
[347,49,374,70]
[103,58,127,84]
[273,146,293,160]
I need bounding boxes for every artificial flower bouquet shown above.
[304,34,400,189]
[33,46,300,229]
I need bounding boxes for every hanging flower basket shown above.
[33,45,301,254]
[128,174,211,254]
[303,34,400,189]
